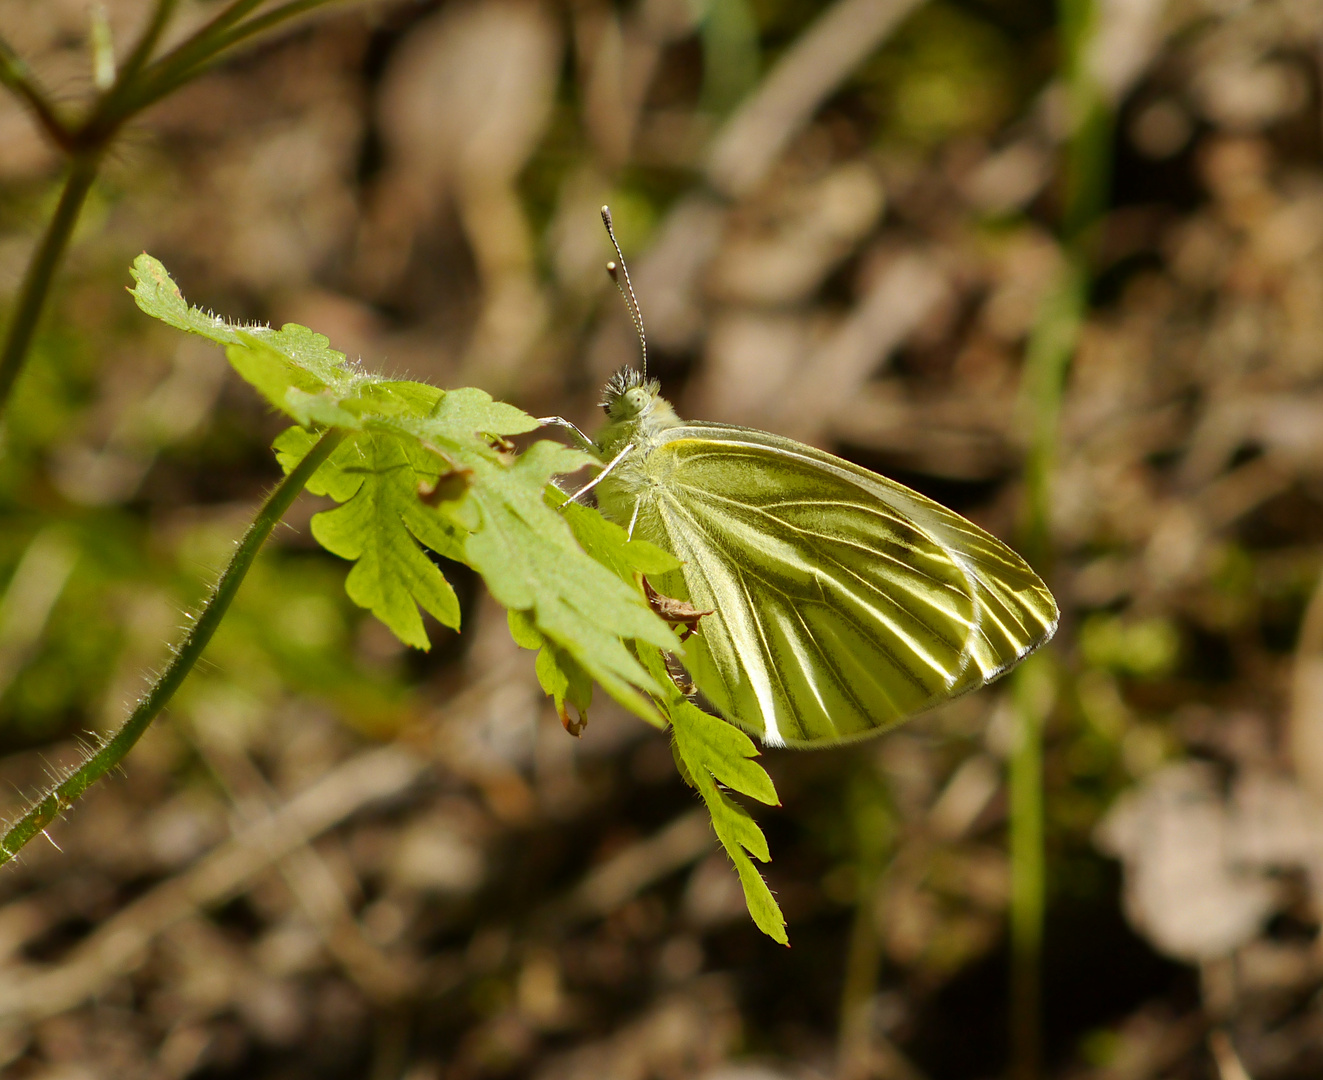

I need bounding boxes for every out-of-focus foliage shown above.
[1,0,1323,1077]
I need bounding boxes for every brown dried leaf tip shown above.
[418,466,473,505]
[558,703,587,737]
[641,576,713,642]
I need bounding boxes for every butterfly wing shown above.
[629,423,1058,747]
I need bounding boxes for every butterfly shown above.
[546,209,1058,748]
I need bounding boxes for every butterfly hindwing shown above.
[632,424,1058,746]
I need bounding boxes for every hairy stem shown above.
[0,428,344,866]
[0,155,100,413]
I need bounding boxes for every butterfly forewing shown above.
[631,424,1057,746]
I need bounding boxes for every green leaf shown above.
[431,386,542,440]
[457,440,675,725]
[506,608,544,650]
[632,645,785,942]
[668,694,786,944]
[555,491,787,942]
[136,254,676,741]
[274,426,362,502]
[307,431,466,650]
[131,255,360,416]
[130,253,238,341]
[670,695,779,807]
[534,643,593,734]
[227,334,343,413]
[559,497,680,581]
[510,604,594,735]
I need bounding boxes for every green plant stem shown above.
[837,879,885,1079]
[1006,260,1088,1080]
[93,0,179,121]
[0,155,101,413]
[0,35,71,150]
[140,0,267,78]
[835,764,894,1079]
[0,428,344,866]
[1019,262,1087,570]
[1008,247,1086,1080]
[102,0,269,120]
[121,0,342,117]
[1009,652,1054,1080]
[1007,0,1111,1071]
[0,0,345,421]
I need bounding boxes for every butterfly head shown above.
[601,367,662,422]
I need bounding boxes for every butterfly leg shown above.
[536,415,595,452]
[627,497,640,539]
[563,441,634,505]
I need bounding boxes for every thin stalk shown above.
[1007,0,1110,1072]
[0,35,72,150]
[91,0,180,123]
[85,0,278,137]
[134,0,266,79]
[1019,264,1087,570]
[0,0,342,420]
[1008,269,1083,1080]
[119,0,341,119]
[1009,652,1054,1080]
[835,764,894,1080]
[837,880,886,1079]
[0,428,344,865]
[0,155,101,413]
[1006,258,1090,1080]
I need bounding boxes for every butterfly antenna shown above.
[601,205,647,380]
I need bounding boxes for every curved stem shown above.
[116,0,340,122]
[0,155,100,414]
[0,0,346,422]
[0,35,72,150]
[0,428,344,865]
[91,0,179,123]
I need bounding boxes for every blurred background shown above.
[1,0,1322,1077]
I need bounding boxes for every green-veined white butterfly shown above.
[547,209,1058,748]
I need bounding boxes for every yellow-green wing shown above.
[631,423,1058,747]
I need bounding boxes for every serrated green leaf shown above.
[131,255,361,409]
[534,643,593,733]
[274,426,362,502]
[137,254,675,744]
[459,440,674,725]
[667,691,786,944]
[133,256,461,432]
[431,386,541,439]
[358,380,445,419]
[559,497,680,581]
[274,415,672,703]
[669,696,779,807]
[283,387,366,430]
[308,431,466,650]
[130,254,241,342]
[226,339,338,415]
